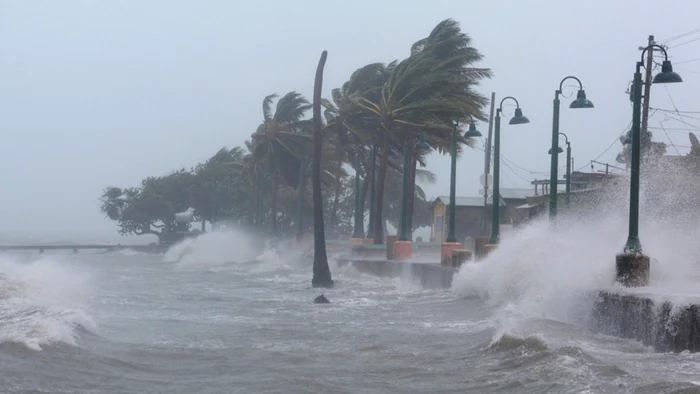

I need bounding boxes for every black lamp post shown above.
[398,134,431,242]
[549,76,594,223]
[487,97,530,246]
[616,44,682,287]
[548,133,572,209]
[444,117,483,244]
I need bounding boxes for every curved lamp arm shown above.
[558,132,569,144]
[499,96,521,112]
[557,76,584,95]
[640,44,669,64]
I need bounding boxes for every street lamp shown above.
[487,97,530,247]
[548,133,572,209]
[549,76,594,223]
[446,117,483,244]
[365,145,377,241]
[395,133,430,260]
[439,117,483,264]
[351,150,365,240]
[617,44,682,287]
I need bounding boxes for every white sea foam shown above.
[0,254,96,350]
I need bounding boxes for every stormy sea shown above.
[2,212,700,394]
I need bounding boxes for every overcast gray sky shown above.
[1,0,699,241]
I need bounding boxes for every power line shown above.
[669,36,700,49]
[651,107,700,115]
[674,57,700,65]
[659,28,700,44]
[659,121,682,155]
[575,121,632,172]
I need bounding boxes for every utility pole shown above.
[483,92,496,206]
[640,35,655,152]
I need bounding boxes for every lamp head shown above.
[548,146,564,154]
[509,108,530,125]
[620,130,632,145]
[653,60,683,84]
[414,133,431,151]
[569,89,595,109]
[464,122,482,138]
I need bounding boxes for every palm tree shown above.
[351,19,492,244]
[249,92,312,238]
[312,50,333,288]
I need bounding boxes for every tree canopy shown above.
[99,19,490,244]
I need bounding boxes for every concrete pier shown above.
[592,289,700,352]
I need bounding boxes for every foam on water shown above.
[164,230,269,269]
[0,253,96,350]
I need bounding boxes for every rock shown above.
[314,294,330,304]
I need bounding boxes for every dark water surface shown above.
[2,233,700,393]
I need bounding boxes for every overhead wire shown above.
[575,120,632,171]
[658,27,700,44]
[668,36,700,49]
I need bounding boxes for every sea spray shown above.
[452,162,700,331]
[0,254,96,350]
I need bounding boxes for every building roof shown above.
[430,188,532,209]
[433,195,506,208]
[499,188,532,200]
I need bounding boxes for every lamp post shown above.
[296,158,307,241]
[617,44,682,287]
[548,133,572,209]
[486,97,530,249]
[549,76,594,223]
[365,145,377,241]
[395,133,431,260]
[351,151,365,241]
[440,118,482,264]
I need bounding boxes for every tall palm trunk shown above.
[311,50,333,288]
[406,148,418,239]
[271,173,279,238]
[328,152,343,235]
[373,134,390,245]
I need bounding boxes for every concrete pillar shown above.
[393,241,413,261]
[450,249,472,267]
[440,242,461,265]
[616,252,650,287]
[484,244,497,256]
[474,236,488,260]
[349,238,366,246]
[386,235,397,260]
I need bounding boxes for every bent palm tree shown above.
[312,50,333,288]
[249,92,312,237]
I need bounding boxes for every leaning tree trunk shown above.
[311,50,333,288]
[271,173,279,238]
[373,134,390,245]
[406,148,418,239]
[328,152,343,236]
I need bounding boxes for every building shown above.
[519,171,624,218]
[429,188,532,242]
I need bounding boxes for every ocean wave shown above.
[0,255,96,350]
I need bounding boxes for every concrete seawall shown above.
[335,256,700,353]
[335,258,456,290]
[592,290,700,352]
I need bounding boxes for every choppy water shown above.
[3,220,700,394]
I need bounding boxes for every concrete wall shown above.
[592,291,700,352]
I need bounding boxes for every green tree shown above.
[249,92,312,238]
[100,170,197,243]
